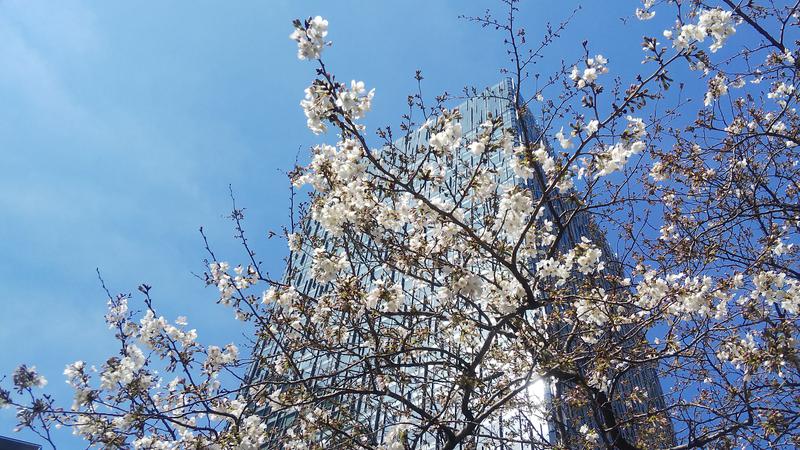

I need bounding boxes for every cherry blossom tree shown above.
[3,1,800,449]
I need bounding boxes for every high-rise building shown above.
[249,79,672,448]
[0,436,41,450]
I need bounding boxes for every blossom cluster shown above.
[289,16,328,60]
[570,54,609,89]
[536,237,605,289]
[670,8,737,53]
[593,116,646,177]
[365,279,404,313]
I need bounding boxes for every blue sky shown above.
[0,0,670,445]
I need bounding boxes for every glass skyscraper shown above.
[248,79,673,449]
